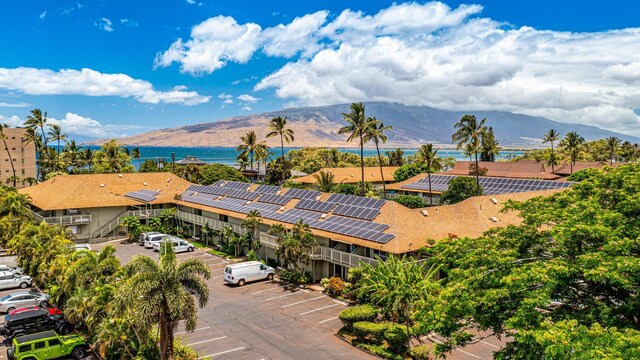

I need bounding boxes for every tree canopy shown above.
[439,176,483,204]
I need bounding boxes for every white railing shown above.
[319,246,377,267]
[31,211,46,223]
[44,214,92,225]
[175,210,245,235]
[92,208,166,238]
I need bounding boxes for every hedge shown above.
[394,195,425,209]
[356,344,404,360]
[353,321,388,344]
[410,344,433,360]
[384,324,409,354]
[338,304,378,329]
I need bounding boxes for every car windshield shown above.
[0,295,10,301]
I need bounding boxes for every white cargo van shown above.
[224,261,275,286]
[144,233,168,249]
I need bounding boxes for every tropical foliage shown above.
[439,176,483,204]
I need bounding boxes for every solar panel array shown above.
[401,175,573,195]
[125,189,160,203]
[332,204,380,220]
[295,199,337,213]
[246,202,281,213]
[257,193,292,206]
[223,181,251,190]
[211,180,226,187]
[254,184,281,194]
[283,188,320,199]
[225,189,260,201]
[308,216,393,243]
[262,209,322,223]
[187,184,231,196]
[326,194,386,209]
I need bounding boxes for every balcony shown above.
[44,214,92,226]
[176,210,245,235]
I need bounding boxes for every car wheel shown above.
[237,279,245,286]
[71,346,87,359]
[12,332,25,339]
[59,323,73,335]
[6,307,15,313]
[267,273,274,281]
[39,301,49,308]
[188,247,194,252]
[19,282,28,289]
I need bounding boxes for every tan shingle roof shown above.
[554,161,626,176]
[20,173,191,210]
[444,160,560,180]
[293,167,399,185]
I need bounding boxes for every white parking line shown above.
[281,296,325,309]
[235,280,275,289]
[299,303,339,316]
[197,347,246,359]
[479,340,501,349]
[318,316,339,324]
[265,290,309,301]
[210,275,225,279]
[251,287,282,295]
[333,299,348,306]
[175,326,211,335]
[428,335,482,359]
[187,336,227,346]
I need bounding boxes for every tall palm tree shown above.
[0,124,17,187]
[364,117,392,199]
[605,136,622,166]
[339,103,369,197]
[115,241,210,360]
[236,131,259,183]
[266,116,294,182]
[62,139,82,173]
[542,129,560,174]
[313,170,336,192]
[253,143,271,181]
[25,109,48,148]
[83,148,94,173]
[452,115,486,195]
[559,131,585,174]
[417,144,444,206]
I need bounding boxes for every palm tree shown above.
[605,136,622,166]
[243,210,262,257]
[83,148,94,173]
[266,116,294,182]
[114,241,210,360]
[543,129,560,173]
[0,124,17,187]
[417,144,444,206]
[364,118,392,199]
[560,131,585,174]
[25,109,48,148]
[339,103,369,197]
[276,220,317,275]
[22,127,43,180]
[48,123,67,167]
[236,131,259,183]
[267,223,288,267]
[62,139,82,173]
[313,170,336,192]
[131,147,141,170]
[253,143,271,181]
[452,115,486,194]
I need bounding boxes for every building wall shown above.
[0,128,36,188]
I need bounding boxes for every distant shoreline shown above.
[80,143,542,151]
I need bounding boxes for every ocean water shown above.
[84,146,524,167]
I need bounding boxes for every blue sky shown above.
[1,0,639,139]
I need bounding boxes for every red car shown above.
[8,306,62,316]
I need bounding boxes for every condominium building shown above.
[20,173,569,280]
[1,128,36,188]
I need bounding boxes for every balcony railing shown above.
[175,210,245,235]
[44,214,92,225]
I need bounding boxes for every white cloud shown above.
[0,115,23,127]
[39,11,47,19]
[237,94,259,103]
[217,93,232,99]
[120,18,139,27]
[242,106,252,111]
[0,67,211,106]
[97,18,113,32]
[154,16,262,75]
[47,113,144,138]
[0,102,30,108]
[261,11,329,57]
[224,99,233,104]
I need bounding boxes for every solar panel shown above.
[245,202,281,213]
[125,189,160,203]
[225,189,260,201]
[326,194,386,209]
[307,215,393,243]
[283,188,320,199]
[332,204,380,220]
[254,184,281,194]
[187,185,231,196]
[322,215,389,232]
[401,175,573,195]
[257,193,292,206]
[295,199,337,213]
[223,181,251,190]
[263,209,322,224]
[211,180,226,187]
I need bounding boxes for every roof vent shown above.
[143,182,148,186]
[490,198,498,204]
[279,206,286,211]
[350,174,354,177]
[420,209,429,217]
[118,174,123,178]
[320,214,327,219]
[99,184,105,187]
[167,178,171,182]
[489,217,498,222]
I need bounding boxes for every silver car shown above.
[0,265,23,275]
[0,291,50,313]
[0,271,32,290]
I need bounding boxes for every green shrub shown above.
[320,278,330,289]
[410,344,433,360]
[394,195,425,209]
[266,258,278,268]
[384,324,409,354]
[354,321,388,344]
[246,249,258,261]
[279,269,311,284]
[338,304,378,329]
[356,343,404,360]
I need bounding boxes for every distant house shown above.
[554,161,626,176]
[175,156,207,166]
[444,160,561,180]
[293,166,400,188]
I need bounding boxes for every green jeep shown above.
[6,330,89,360]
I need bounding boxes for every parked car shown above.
[0,309,74,340]
[0,272,32,290]
[152,238,195,253]
[6,330,89,360]
[144,233,168,249]
[0,265,23,275]
[9,306,63,317]
[0,292,50,313]
[73,243,92,251]
[139,231,162,246]
[224,261,275,286]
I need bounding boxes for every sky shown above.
[0,0,639,139]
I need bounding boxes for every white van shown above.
[144,233,168,249]
[224,261,275,286]
[152,238,195,253]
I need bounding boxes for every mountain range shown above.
[88,102,640,148]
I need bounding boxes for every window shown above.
[48,339,61,346]
[34,341,46,349]
[0,275,13,280]
[18,345,31,352]
[220,215,228,222]
[260,264,267,270]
